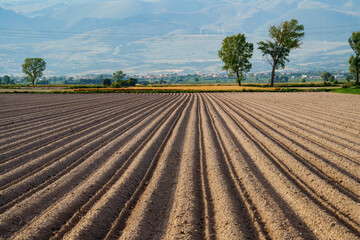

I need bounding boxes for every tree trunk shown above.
[356,67,359,85]
[236,71,241,86]
[270,64,276,87]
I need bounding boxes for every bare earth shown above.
[0,92,359,240]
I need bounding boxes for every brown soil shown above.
[0,92,359,240]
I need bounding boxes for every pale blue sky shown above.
[0,0,358,75]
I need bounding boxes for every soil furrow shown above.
[238,95,360,143]
[0,94,113,122]
[9,95,189,240]
[106,95,192,240]
[217,94,360,198]
[212,93,360,238]
[0,95,175,196]
[0,96,186,239]
[202,95,268,240]
[262,93,360,123]
[194,95,257,239]
[216,95,360,224]
[0,95,155,156]
[238,96,360,154]
[0,95,181,214]
[0,94,171,174]
[197,94,216,240]
[100,95,190,240]
[240,97,360,154]
[48,95,190,240]
[0,94,148,143]
[0,92,359,240]
[204,93,314,239]
[164,94,204,240]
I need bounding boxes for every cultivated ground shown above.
[0,92,359,239]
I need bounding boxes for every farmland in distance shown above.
[0,92,359,239]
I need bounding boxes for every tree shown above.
[328,75,335,83]
[258,19,304,87]
[321,72,332,84]
[127,78,138,86]
[349,32,360,85]
[218,33,254,86]
[3,75,11,85]
[103,78,111,87]
[113,70,126,81]
[22,58,46,85]
[345,74,353,82]
[111,81,122,88]
[349,55,360,85]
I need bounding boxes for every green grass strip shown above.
[330,87,360,95]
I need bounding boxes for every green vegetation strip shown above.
[71,88,314,93]
[0,88,340,94]
[330,87,360,95]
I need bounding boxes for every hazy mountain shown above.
[0,0,359,75]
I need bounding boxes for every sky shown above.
[0,0,359,75]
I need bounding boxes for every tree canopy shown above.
[258,19,304,87]
[22,58,46,85]
[321,72,332,84]
[3,75,14,85]
[113,70,126,81]
[348,32,360,85]
[218,33,254,86]
[103,78,112,87]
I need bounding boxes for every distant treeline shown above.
[0,71,353,85]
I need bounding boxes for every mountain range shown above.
[1,0,359,76]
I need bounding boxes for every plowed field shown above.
[0,92,359,240]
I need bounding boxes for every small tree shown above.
[349,31,360,85]
[345,75,353,82]
[3,75,11,85]
[111,81,122,88]
[321,72,332,84]
[218,33,254,86]
[328,75,335,83]
[103,78,111,87]
[22,58,46,85]
[258,19,304,87]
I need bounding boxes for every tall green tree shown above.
[349,55,360,85]
[258,19,304,87]
[321,72,332,84]
[218,33,254,86]
[22,58,46,85]
[348,32,360,85]
[113,70,126,81]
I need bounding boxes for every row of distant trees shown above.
[1,59,137,87]
[218,18,360,87]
